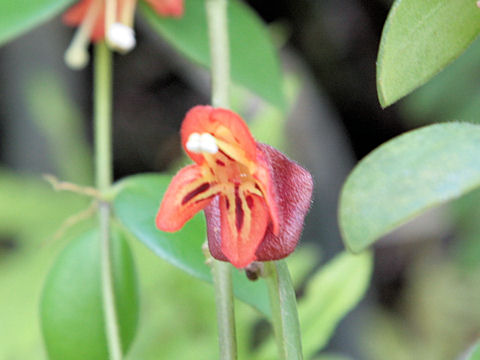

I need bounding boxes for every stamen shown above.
[120,0,138,27]
[107,22,136,53]
[200,133,219,154]
[186,132,202,153]
[64,0,102,69]
[186,132,219,154]
[105,0,117,36]
[64,45,89,70]
[214,138,255,172]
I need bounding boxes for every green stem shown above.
[211,260,237,359]
[206,0,230,108]
[205,0,237,359]
[264,261,303,360]
[94,42,122,360]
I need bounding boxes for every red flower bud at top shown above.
[62,0,184,68]
[156,106,313,269]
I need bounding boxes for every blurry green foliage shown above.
[299,251,372,357]
[0,0,74,46]
[140,0,285,110]
[0,72,92,359]
[26,72,93,184]
[361,254,480,360]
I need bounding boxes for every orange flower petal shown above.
[218,190,269,268]
[156,164,217,232]
[63,0,106,40]
[181,106,257,165]
[145,0,184,17]
[63,0,92,25]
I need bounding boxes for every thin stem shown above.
[206,0,230,108]
[95,43,113,191]
[205,0,237,358]
[211,260,237,359]
[264,261,303,360]
[94,42,122,360]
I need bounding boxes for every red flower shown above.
[62,0,184,68]
[156,106,313,268]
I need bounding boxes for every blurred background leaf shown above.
[299,251,373,357]
[0,0,74,46]
[140,0,285,110]
[377,0,480,107]
[26,72,93,184]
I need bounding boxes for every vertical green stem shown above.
[205,0,237,359]
[206,0,230,108]
[94,42,112,191]
[264,261,303,360]
[94,42,122,360]
[211,260,237,359]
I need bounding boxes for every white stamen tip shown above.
[107,23,136,53]
[64,46,89,70]
[186,133,202,153]
[186,132,218,154]
[200,133,218,154]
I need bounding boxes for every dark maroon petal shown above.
[204,196,228,261]
[204,143,313,264]
[254,143,313,261]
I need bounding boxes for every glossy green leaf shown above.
[339,123,480,252]
[41,227,139,360]
[112,173,270,316]
[139,0,284,110]
[377,0,480,107]
[0,0,74,46]
[300,251,372,356]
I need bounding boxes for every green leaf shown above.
[139,0,284,110]
[0,0,75,46]
[300,251,373,356]
[339,123,480,252]
[112,173,270,316]
[377,0,480,107]
[41,227,139,360]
